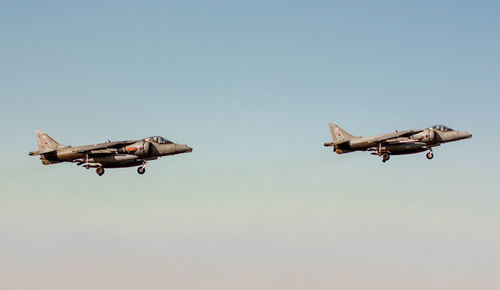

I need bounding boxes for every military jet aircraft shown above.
[324,124,471,162]
[29,131,192,175]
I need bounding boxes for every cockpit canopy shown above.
[143,136,173,144]
[430,124,453,132]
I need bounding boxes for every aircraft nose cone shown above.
[176,144,193,153]
[459,131,472,140]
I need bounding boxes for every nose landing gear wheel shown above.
[382,153,390,163]
[137,166,146,175]
[426,152,434,159]
[96,167,105,176]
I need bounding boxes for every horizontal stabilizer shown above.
[29,149,57,156]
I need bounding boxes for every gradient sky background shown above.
[1,1,499,289]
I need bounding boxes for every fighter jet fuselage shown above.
[324,124,472,162]
[29,131,192,175]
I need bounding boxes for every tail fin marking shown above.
[35,130,61,151]
[328,123,357,145]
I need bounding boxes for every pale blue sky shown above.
[1,1,499,289]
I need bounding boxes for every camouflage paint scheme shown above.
[324,124,472,162]
[29,131,192,175]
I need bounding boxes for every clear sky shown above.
[1,1,499,289]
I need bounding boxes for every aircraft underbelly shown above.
[89,154,139,167]
[57,151,85,161]
[385,144,426,155]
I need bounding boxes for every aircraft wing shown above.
[375,129,423,143]
[383,138,426,145]
[71,140,138,154]
[87,149,119,154]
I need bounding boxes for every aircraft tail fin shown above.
[35,130,62,152]
[328,123,357,144]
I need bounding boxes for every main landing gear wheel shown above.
[137,166,146,175]
[382,153,390,163]
[96,167,105,176]
[426,151,434,159]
